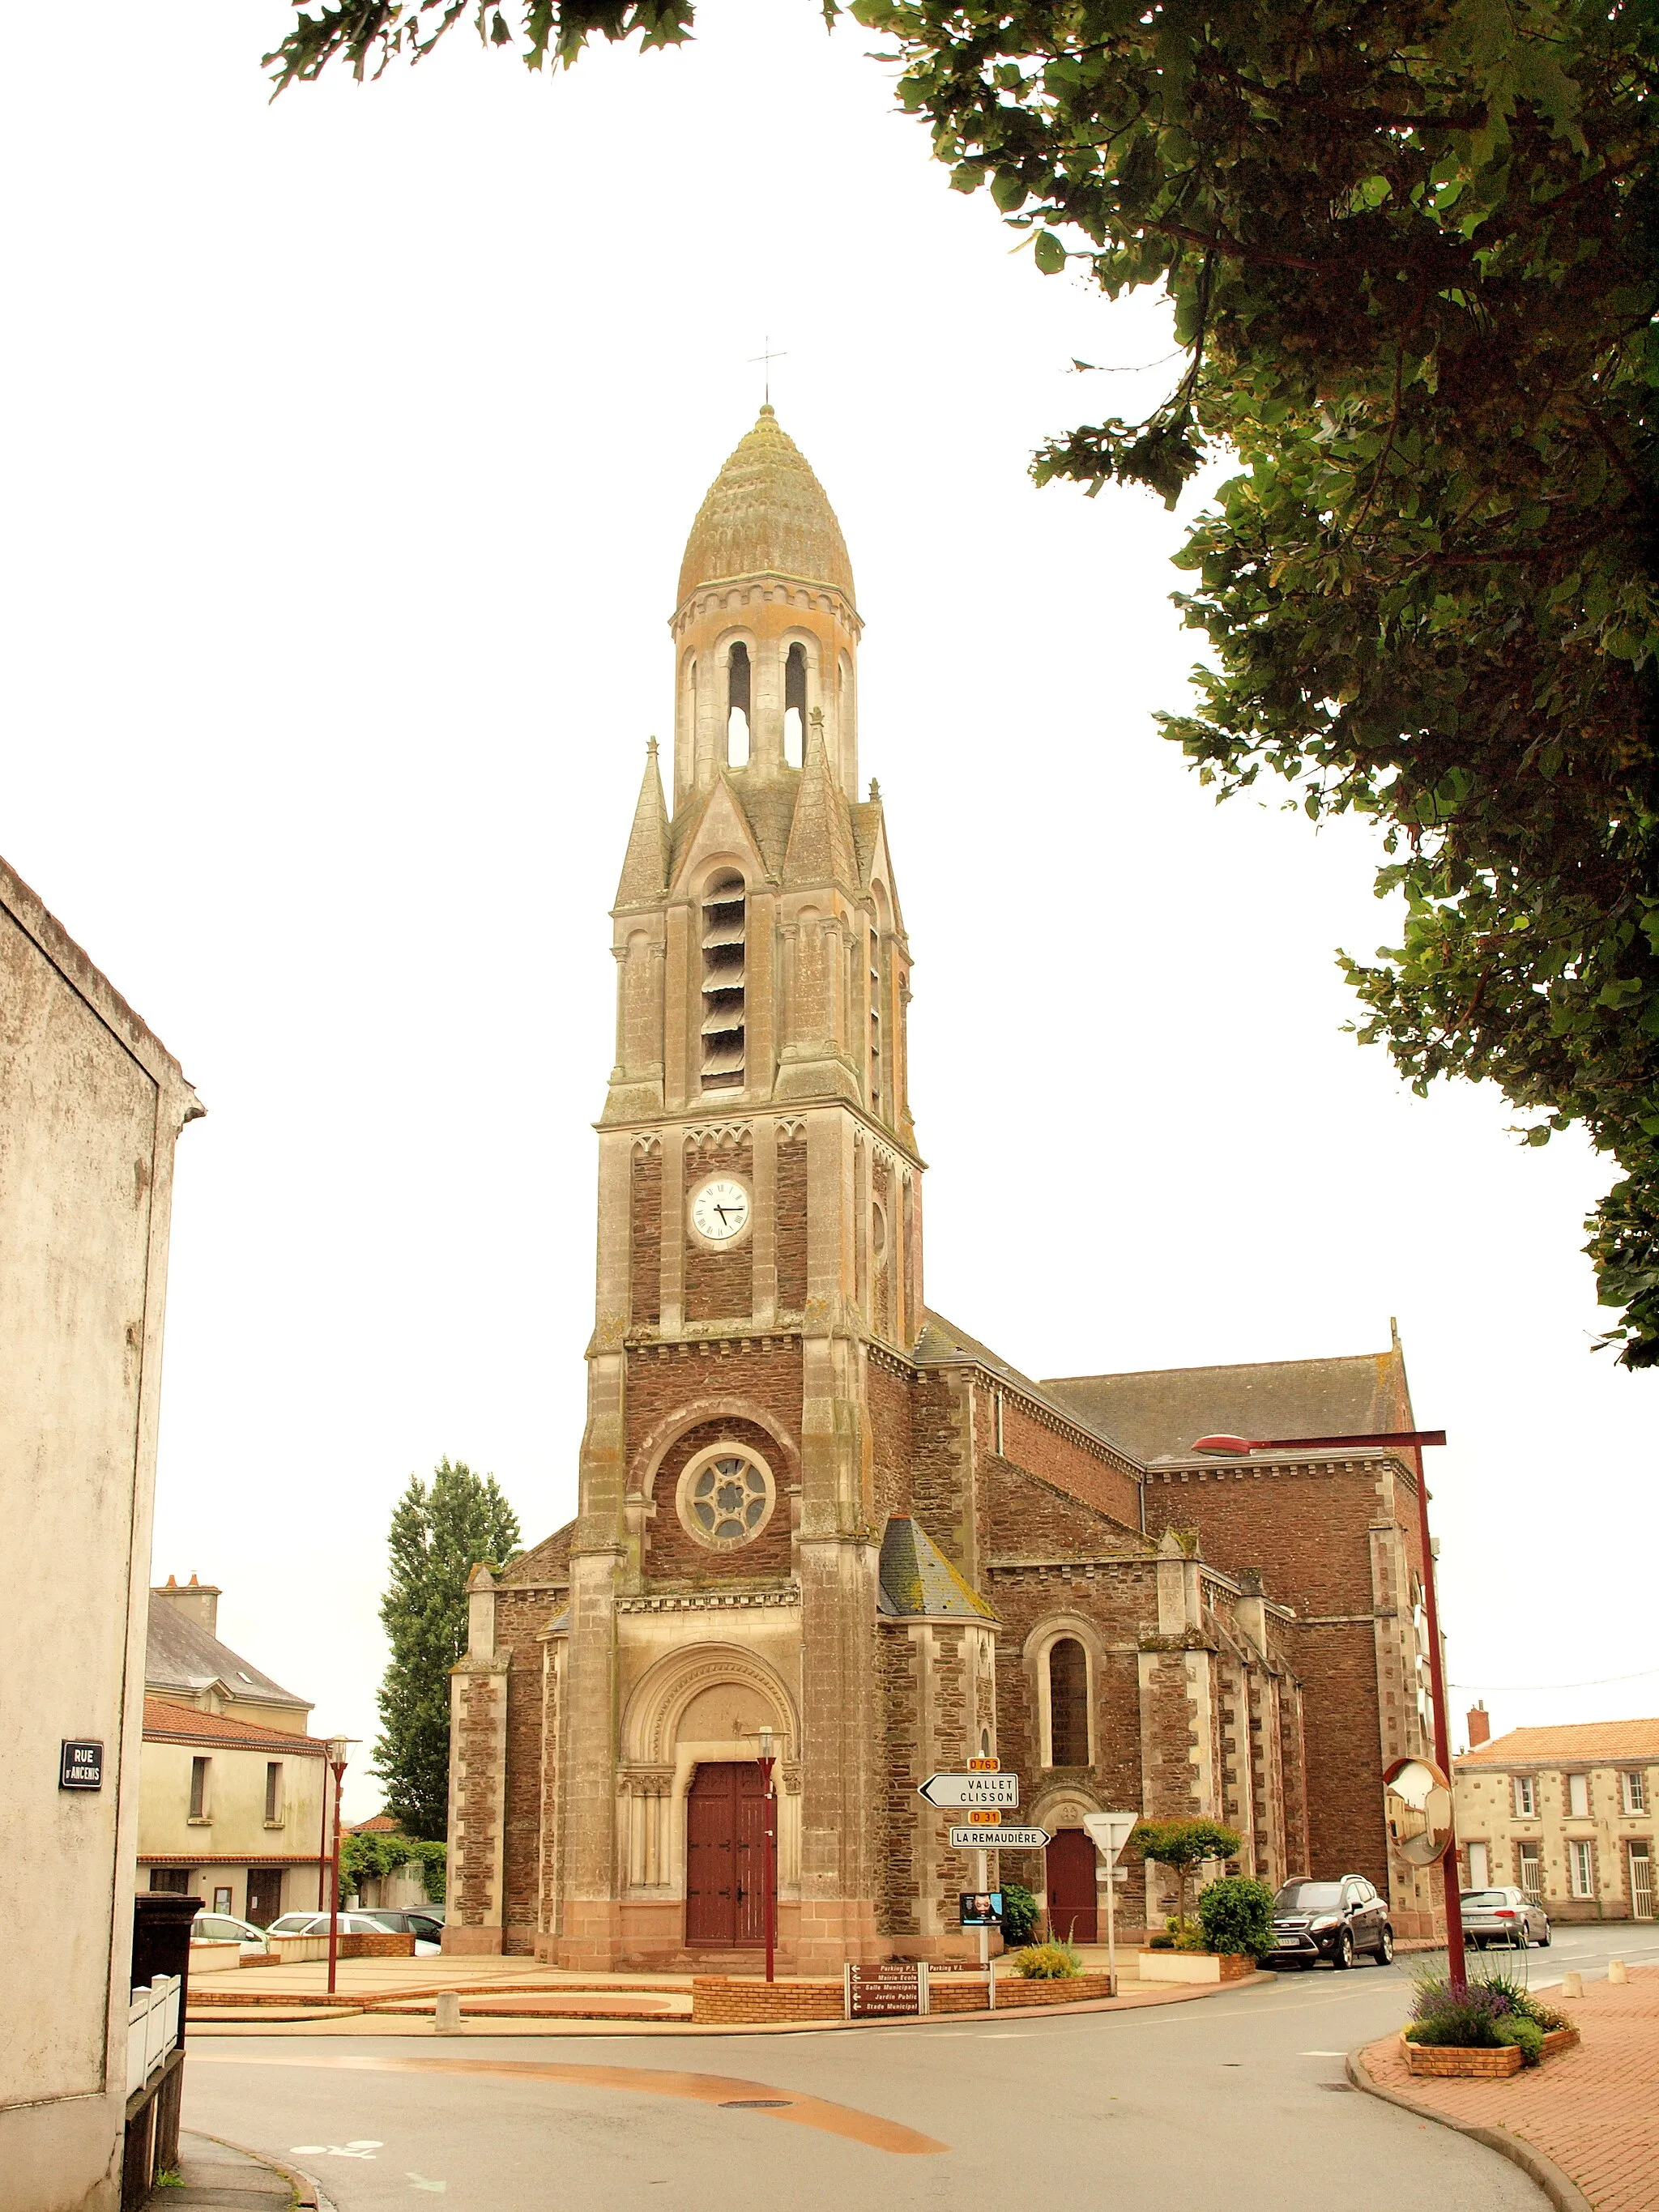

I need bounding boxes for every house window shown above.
[1518,1843,1542,1900]
[1047,1638,1090,1767]
[1567,1772,1590,1819]
[189,1756,211,1822]
[1570,1839,1595,1898]
[265,1761,284,1825]
[1631,1847,1654,1920]
[699,872,745,1092]
[1513,1775,1537,1818]
[1621,1771,1647,1815]
[1465,1840,1490,1890]
[149,1867,190,1894]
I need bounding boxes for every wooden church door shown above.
[685,1762,767,1948]
[1044,1829,1098,1943]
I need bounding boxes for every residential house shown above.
[1454,1708,1657,1923]
[140,1577,331,1924]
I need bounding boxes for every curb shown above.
[190,1971,1272,2039]
[196,2130,339,2212]
[1343,2045,1593,2212]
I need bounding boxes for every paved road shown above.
[182,1927,1657,2212]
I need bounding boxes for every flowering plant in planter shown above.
[1404,1958,1570,2067]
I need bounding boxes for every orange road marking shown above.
[190,2048,949,2154]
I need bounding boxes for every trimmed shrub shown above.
[1197,1875,1276,1960]
[1493,2016,1546,2066]
[1011,1940,1083,1980]
[1405,2001,1503,2049]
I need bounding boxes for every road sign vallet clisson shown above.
[916,1771,1021,1809]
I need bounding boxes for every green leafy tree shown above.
[266,0,1659,1359]
[373,1458,520,1841]
[1133,1817,1243,1933]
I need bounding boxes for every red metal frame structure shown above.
[755,1725,777,1984]
[1192,1427,1466,1991]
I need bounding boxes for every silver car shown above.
[1461,1886,1551,1948]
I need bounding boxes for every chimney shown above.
[1466,1701,1491,1750]
[152,1572,221,1639]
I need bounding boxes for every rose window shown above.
[676,1446,777,1550]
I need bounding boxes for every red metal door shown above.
[1045,1828,1098,1943]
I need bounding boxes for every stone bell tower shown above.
[555,407,924,1969]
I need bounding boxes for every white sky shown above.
[4,2,1653,1818]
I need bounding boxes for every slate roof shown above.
[144,1593,309,1711]
[915,1310,1124,1450]
[1456,1720,1659,1767]
[143,1694,326,1754]
[878,1515,996,1620]
[1042,1345,1414,1464]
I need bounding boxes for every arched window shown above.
[1047,1638,1090,1767]
[700,872,745,1091]
[727,642,751,768]
[783,641,807,766]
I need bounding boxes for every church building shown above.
[443,409,1444,1967]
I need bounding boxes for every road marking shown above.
[1299,2051,1349,2056]
[196,2051,948,2156]
[407,2177,446,2193]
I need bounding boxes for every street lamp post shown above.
[755,1725,777,1985]
[323,1737,357,1997]
[1192,1427,1467,1993]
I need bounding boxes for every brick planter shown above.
[1401,2036,1525,2078]
[691,1978,842,2024]
[1541,2026,1581,2059]
[1137,1950,1256,1985]
[993,1973,1115,2008]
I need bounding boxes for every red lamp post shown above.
[322,1737,357,1997]
[1192,1427,1467,1991]
[755,1725,777,1985]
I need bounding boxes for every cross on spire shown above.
[748,335,787,406]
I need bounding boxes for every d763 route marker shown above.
[917,1772,1021,1809]
[949,1825,1050,1851]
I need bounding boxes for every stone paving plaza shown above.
[1359,1963,1659,2212]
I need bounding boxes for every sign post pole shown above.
[1082,1812,1138,1997]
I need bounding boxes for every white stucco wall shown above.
[0,858,199,2212]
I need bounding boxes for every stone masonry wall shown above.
[684,1134,755,1321]
[643,1414,795,1581]
[629,1146,662,1328]
[775,1130,808,1313]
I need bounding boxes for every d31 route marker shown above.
[949,1825,1051,1851]
[917,1771,1021,1809]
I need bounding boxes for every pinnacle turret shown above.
[783,711,859,891]
[614,739,671,909]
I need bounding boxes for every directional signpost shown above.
[919,1766,1025,2003]
[1082,1810,1140,1991]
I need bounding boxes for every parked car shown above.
[266,1909,441,1957]
[1461,1886,1552,1948]
[358,1908,446,1950]
[1268,1875,1393,1968]
[190,1911,271,1956]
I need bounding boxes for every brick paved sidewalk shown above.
[1355,1963,1659,2212]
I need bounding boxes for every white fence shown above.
[126,1975,181,2097]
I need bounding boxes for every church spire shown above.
[614,738,670,910]
[783,710,859,891]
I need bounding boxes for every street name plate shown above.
[950,1826,1051,1850]
[846,1962,928,2019]
[59,1740,104,1791]
[917,1772,1021,1809]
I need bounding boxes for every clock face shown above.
[691,1176,750,1243]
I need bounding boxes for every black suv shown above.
[1268,1875,1393,1968]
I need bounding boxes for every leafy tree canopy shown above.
[373,1456,520,1841]
[266,0,1659,1363]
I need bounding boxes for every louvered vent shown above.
[700,872,745,1091]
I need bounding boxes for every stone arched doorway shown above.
[617,1642,798,1961]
